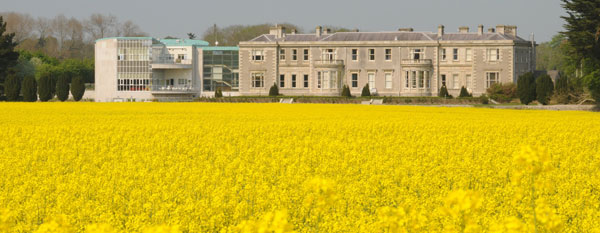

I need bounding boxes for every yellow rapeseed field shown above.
[0,103,599,233]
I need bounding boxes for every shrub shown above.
[215,87,223,98]
[438,85,452,98]
[536,74,554,105]
[341,85,352,97]
[486,83,517,103]
[268,83,279,96]
[480,94,490,104]
[361,84,370,97]
[38,72,53,102]
[517,72,536,105]
[21,75,37,102]
[4,72,20,101]
[583,70,600,107]
[458,86,472,98]
[56,73,70,102]
[70,75,85,101]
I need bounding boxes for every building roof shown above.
[159,39,209,46]
[248,31,528,43]
[202,46,239,51]
[95,37,155,42]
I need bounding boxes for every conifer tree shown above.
[536,74,554,105]
[56,73,70,102]
[22,75,37,102]
[268,83,279,96]
[70,75,85,101]
[361,84,370,97]
[38,73,53,102]
[517,72,536,105]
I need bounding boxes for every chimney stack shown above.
[398,28,414,32]
[459,26,469,33]
[438,25,445,38]
[478,25,484,35]
[502,25,517,37]
[290,29,297,35]
[316,26,322,37]
[323,27,331,35]
[496,25,506,35]
[488,28,496,33]
[269,25,286,39]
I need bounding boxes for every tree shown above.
[38,72,53,101]
[70,75,85,101]
[215,87,223,98]
[118,20,146,37]
[4,71,20,101]
[84,13,117,40]
[268,83,279,96]
[562,0,600,105]
[21,74,37,102]
[458,86,472,98]
[361,84,371,97]
[517,72,537,105]
[0,16,20,95]
[341,85,352,97]
[56,72,70,101]
[536,74,554,105]
[438,85,450,98]
[187,33,196,39]
[202,23,303,46]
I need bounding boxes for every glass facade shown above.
[203,49,239,92]
[117,39,153,91]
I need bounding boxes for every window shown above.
[488,49,499,62]
[369,49,375,61]
[303,75,309,88]
[352,73,358,88]
[251,72,264,87]
[466,74,472,89]
[385,49,392,61]
[368,73,375,88]
[178,79,186,85]
[324,71,330,89]
[425,71,430,88]
[466,49,472,61]
[279,74,285,88]
[411,71,417,88]
[352,49,358,61]
[303,49,309,61]
[323,49,334,61]
[317,72,322,88]
[292,74,297,88]
[453,48,459,61]
[178,54,186,62]
[279,49,285,60]
[385,73,392,89]
[405,71,409,88]
[441,74,447,87]
[453,74,459,89]
[441,49,447,61]
[418,71,424,88]
[292,49,297,61]
[118,54,125,60]
[411,49,423,60]
[252,50,264,61]
[486,72,499,88]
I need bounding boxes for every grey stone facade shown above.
[239,25,535,97]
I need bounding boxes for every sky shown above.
[4,0,566,42]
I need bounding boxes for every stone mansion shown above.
[238,25,535,97]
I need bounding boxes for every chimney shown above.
[323,27,331,35]
[459,26,469,33]
[438,25,445,38]
[290,29,297,35]
[478,25,484,35]
[503,25,517,37]
[488,28,496,33]
[398,28,414,32]
[316,26,322,37]
[269,25,286,39]
[496,25,507,35]
[352,29,359,32]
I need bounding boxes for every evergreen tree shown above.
[70,75,85,101]
[38,72,53,102]
[21,75,37,102]
[562,0,600,105]
[268,83,279,96]
[341,85,352,97]
[517,72,537,105]
[438,85,451,98]
[215,87,223,98]
[555,75,569,94]
[4,71,20,101]
[0,16,19,97]
[458,86,472,98]
[56,73,70,102]
[361,84,370,97]
[536,74,555,105]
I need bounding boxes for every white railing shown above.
[154,58,192,65]
[401,59,433,65]
[314,60,344,66]
[151,85,197,92]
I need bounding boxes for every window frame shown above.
[385,48,392,61]
[291,74,297,88]
[369,49,375,61]
[466,48,472,62]
[441,48,447,61]
[385,72,393,89]
[303,74,309,88]
[279,49,285,61]
[351,49,358,61]
[251,72,264,88]
[303,49,309,61]
[251,50,264,61]
[486,72,500,88]
[453,48,459,61]
[368,72,375,88]
[279,74,285,88]
[292,49,298,61]
[351,73,359,88]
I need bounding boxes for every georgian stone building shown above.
[239,25,535,97]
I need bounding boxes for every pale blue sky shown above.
[4,0,565,42]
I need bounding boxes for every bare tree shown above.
[52,14,69,50]
[0,12,34,43]
[84,13,117,40]
[35,17,52,48]
[119,20,146,37]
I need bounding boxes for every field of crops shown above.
[0,103,599,233]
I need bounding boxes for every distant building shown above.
[239,25,536,97]
[94,37,238,102]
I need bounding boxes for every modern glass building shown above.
[95,37,239,102]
